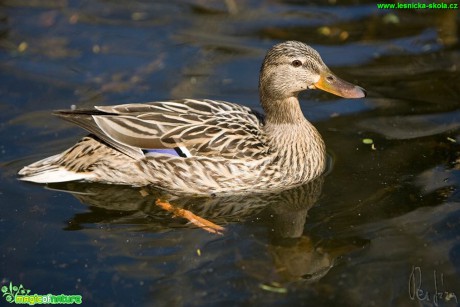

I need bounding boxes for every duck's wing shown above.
[55,99,269,160]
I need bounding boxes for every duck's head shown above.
[259,41,366,104]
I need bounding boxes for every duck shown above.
[18,41,366,196]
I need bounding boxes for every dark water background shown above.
[1,1,460,306]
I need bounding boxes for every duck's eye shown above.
[291,60,302,67]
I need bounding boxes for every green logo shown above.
[1,282,82,305]
[1,282,30,303]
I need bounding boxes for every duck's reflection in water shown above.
[46,176,359,284]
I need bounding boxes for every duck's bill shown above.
[310,72,366,98]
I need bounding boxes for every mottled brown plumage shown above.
[18,41,365,195]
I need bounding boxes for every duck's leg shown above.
[155,199,224,235]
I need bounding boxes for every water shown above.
[1,1,459,306]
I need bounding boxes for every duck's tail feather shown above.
[18,154,93,183]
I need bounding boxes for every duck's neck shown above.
[261,95,306,125]
[262,97,324,153]
[261,95,326,182]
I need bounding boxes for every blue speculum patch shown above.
[143,148,190,157]
[143,148,180,156]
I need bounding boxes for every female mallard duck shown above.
[18,41,365,195]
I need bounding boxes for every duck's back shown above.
[56,99,270,160]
